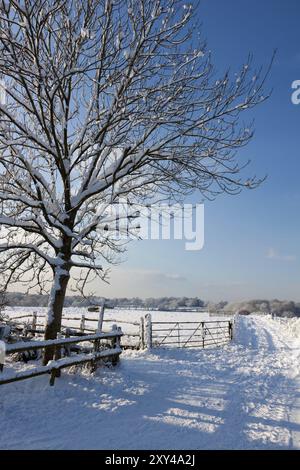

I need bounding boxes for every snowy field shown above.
[5,306,212,325]
[0,314,300,449]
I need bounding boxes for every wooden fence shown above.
[3,311,234,351]
[149,317,233,349]
[6,311,141,348]
[0,326,123,386]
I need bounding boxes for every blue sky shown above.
[97,0,300,302]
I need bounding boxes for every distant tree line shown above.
[4,294,206,310]
[108,297,206,310]
[2,293,300,318]
[224,299,300,318]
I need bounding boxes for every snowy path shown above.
[0,315,300,449]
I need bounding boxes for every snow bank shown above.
[274,317,300,341]
[234,314,300,350]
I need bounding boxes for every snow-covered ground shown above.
[0,314,300,450]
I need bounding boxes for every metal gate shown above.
[151,320,233,349]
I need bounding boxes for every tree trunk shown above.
[43,268,70,365]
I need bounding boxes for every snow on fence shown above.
[0,326,123,387]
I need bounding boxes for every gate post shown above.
[139,316,145,349]
[111,324,121,366]
[145,314,152,349]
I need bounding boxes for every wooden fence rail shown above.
[5,311,142,348]
[0,326,123,386]
[6,312,140,325]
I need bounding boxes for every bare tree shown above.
[0,0,270,362]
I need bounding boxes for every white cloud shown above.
[266,247,296,262]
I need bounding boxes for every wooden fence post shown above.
[49,368,57,386]
[145,314,152,349]
[111,324,121,366]
[22,324,29,338]
[139,317,145,350]
[80,314,85,333]
[228,321,233,340]
[54,333,62,378]
[65,328,71,356]
[91,335,101,372]
[97,302,105,333]
[31,311,37,336]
